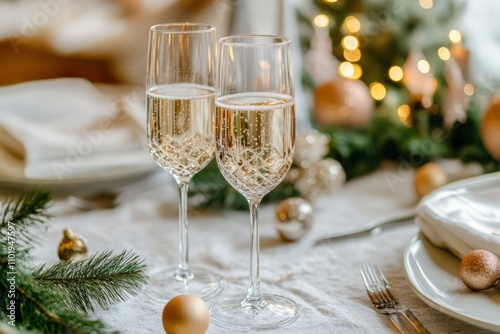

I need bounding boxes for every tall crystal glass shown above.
[210,35,300,331]
[145,23,224,301]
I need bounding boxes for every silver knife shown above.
[314,212,416,246]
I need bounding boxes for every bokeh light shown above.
[417,60,430,73]
[341,36,359,50]
[464,83,474,96]
[419,0,433,9]
[343,16,361,34]
[344,48,361,62]
[314,14,330,28]
[438,47,451,61]
[449,29,462,43]
[388,66,403,82]
[370,82,386,100]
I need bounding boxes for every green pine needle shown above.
[32,250,148,314]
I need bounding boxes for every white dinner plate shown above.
[404,234,500,332]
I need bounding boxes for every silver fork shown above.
[360,264,429,334]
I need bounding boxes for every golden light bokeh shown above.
[464,83,475,96]
[369,82,386,100]
[343,16,361,34]
[341,36,359,50]
[344,48,361,62]
[419,0,433,9]
[449,29,462,43]
[338,62,362,79]
[397,105,411,118]
[324,0,338,3]
[388,66,403,82]
[438,47,451,61]
[417,59,430,73]
[314,14,330,28]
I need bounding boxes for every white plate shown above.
[404,234,500,332]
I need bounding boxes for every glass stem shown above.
[176,178,191,277]
[243,197,266,310]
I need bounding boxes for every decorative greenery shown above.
[0,189,147,334]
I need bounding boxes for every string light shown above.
[417,60,430,73]
[438,47,451,61]
[314,14,330,27]
[449,29,462,43]
[369,82,386,100]
[341,36,359,50]
[344,48,361,62]
[388,66,403,82]
[338,62,362,79]
[343,16,361,34]
[397,105,412,126]
[419,0,433,9]
[464,83,475,96]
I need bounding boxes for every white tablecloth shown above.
[23,164,494,334]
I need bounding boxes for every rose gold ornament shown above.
[459,250,500,291]
[413,163,448,198]
[481,97,500,160]
[162,295,210,334]
[274,197,314,241]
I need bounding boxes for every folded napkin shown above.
[416,173,500,259]
[0,78,155,181]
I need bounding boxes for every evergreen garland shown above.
[0,189,148,333]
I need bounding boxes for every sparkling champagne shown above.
[215,93,295,199]
[147,84,215,177]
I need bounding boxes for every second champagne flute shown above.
[210,35,300,331]
[146,22,224,301]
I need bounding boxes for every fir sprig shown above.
[32,251,147,313]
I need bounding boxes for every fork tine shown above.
[360,264,379,305]
[374,264,400,303]
[363,264,395,308]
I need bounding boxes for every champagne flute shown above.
[145,22,224,300]
[210,35,300,331]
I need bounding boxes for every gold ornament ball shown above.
[58,228,88,261]
[481,97,500,160]
[274,197,314,241]
[413,163,448,198]
[162,295,210,334]
[295,158,346,200]
[313,76,374,129]
[459,249,500,291]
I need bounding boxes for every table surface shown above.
[22,164,496,334]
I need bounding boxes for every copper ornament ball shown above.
[58,228,88,261]
[162,295,210,334]
[459,249,500,291]
[313,76,374,129]
[413,162,448,198]
[481,97,500,160]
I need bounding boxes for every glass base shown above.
[144,266,225,303]
[210,293,300,331]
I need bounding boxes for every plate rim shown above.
[403,233,500,332]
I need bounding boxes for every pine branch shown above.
[0,188,51,256]
[32,250,147,314]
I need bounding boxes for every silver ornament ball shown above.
[274,197,314,241]
[293,130,330,169]
[295,158,346,200]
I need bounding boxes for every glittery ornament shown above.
[413,163,448,198]
[459,250,500,291]
[313,76,374,129]
[295,158,346,200]
[274,197,314,241]
[481,97,500,160]
[58,228,88,261]
[293,130,330,169]
[162,295,210,334]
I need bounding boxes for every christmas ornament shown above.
[295,158,346,200]
[402,50,437,107]
[162,295,210,334]
[459,250,500,291]
[274,197,314,241]
[58,228,88,261]
[294,130,330,168]
[313,76,374,129]
[481,97,500,160]
[413,163,448,198]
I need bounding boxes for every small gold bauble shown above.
[274,197,314,241]
[58,228,88,261]
[481,97,500,160]
[413,163,448,198]
[295,158,346,200]
[162,295,210,334]
[313,76,374,129]
[459,249,500,291]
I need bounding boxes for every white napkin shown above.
[416,173,500,259]
[0,78,155,181]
